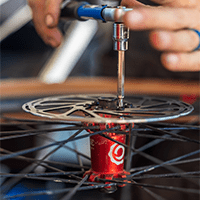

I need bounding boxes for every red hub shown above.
[84,115,133,192]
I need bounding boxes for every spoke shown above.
[130,157,200,173]
[148,122,200,129]
[132,171,200,180]
[1,173,101,190]
[60,175,89,200]
[3,183,117,199]
[0,122,40,126]
[1,164,36,195]
[0,171,83,178]
[131,134,171,158]
[39,134,91,161]
[129,149,200,178]
[73,141,85,172]
[131,121,199,164]
[31,129,84,172]
[100,133,175,169]
[144,124,200,144]
[0,125,99,141]
[0,127,119,162]
[0,126,90,137]
[0,149,63,173]
[137,97,148,107]
[125,124,133,172]
[0,146,86,195]
[97,178,200,194]
[108,125,199,133]
[11,175,99,186]
[134,182,200,194]
[0,148,90,170]
[130,132,186,142]
[99,133,199,185]
[140,186,166,200]
[0,131,45,141]
[166,157,200,166]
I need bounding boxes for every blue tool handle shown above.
[61,1,89,21]
[61,1,107,22]
[77,4,107,21]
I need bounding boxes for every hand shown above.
[122,0,200,71]
[28,0,63,47]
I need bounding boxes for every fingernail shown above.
[127,11,143,24]
[45,14,54,27]
[166,54,179,70]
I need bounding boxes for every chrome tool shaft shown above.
[113,22,129,108]
[118,50,125,108]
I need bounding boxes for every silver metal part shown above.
[113,23,129,108]
[102,7,133,22]
[22,94,194,124]
[113,23,129,51]
[118,51,125,108]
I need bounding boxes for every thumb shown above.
[45,0,63,28]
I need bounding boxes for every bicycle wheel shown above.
[0,94,199,200]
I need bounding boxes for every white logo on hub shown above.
[108,143,125,165]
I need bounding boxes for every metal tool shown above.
[61,2,131,108]
[113,21,129,108]
[61,1,133,22]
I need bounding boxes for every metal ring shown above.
[191,29,200,51]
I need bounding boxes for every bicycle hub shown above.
[83,98,133,193]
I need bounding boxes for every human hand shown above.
[28,0,63,47]
[122,0,200,71]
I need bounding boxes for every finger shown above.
[121,0,144,7]
[32,9,62,47]
[150,0,198,7]
[28,0,62,47]
[161,52,200,71]
[45,0,63,27]
[123,7,200,31]
[34,21,62,47]
[149,29,200,52]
